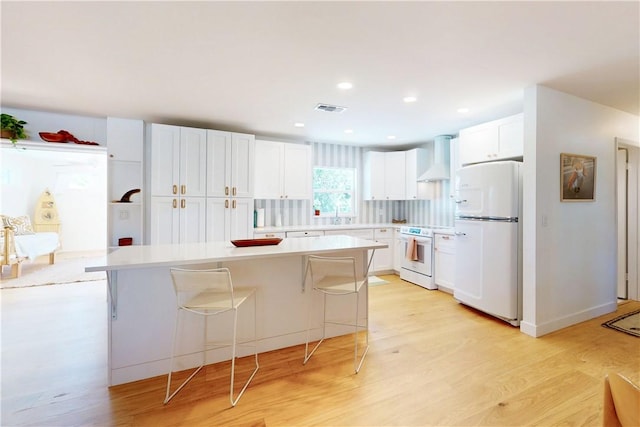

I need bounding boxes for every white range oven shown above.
[399,226,435,290]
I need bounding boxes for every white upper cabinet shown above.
[229,133,255,198]
[107,117,143,162]
[459,123,498,165]
[179,127,208,198]
[364,151,406,200]
[384,151,406,200]
[207,130,255,199]
[459,113,523,165]
[253,140,282,199]
[254,140,311,199]
[363,151,386,200]
[497,116,524,160]
[283,143,311,199]
[150,124,207,197]
[150,124,180,197]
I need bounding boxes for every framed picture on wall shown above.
[560,153,596,202]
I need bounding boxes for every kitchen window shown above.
[312,167,356,217]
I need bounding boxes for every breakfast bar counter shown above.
[87,236,386,386]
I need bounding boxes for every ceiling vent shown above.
[314,103,347,113]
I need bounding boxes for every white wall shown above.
[1,107,107,145]
[521,85,640,337]
[0,145,107,252]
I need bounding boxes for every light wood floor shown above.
[2,275,639,426]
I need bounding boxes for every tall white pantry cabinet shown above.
[205,130,255,242]
[149,124,207,244]
[149,124,255,244]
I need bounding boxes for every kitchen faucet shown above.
[333,206,342,225]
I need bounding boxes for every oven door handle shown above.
[400,235,432,243]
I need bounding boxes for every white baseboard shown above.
[519,301,617,337]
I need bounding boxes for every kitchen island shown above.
[86,235,386,386]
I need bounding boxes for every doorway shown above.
[616,138,639,301]
[0,145,107,253]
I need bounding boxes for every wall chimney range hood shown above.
[417,135,452,181]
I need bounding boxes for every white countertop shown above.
[254,223,455,234]
[86,235,386,272]
[254,223,408,233]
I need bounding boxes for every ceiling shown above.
[1,1,638,148]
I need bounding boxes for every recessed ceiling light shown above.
[457,107,470,113]
[294,122,305,127]
[387,135,396,140]
[344,129,354,134]
[403,96,417,103]
[337,82,353,90]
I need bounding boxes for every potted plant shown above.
[1,113,28,144]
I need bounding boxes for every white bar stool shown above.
[165,267,259,406]
[303,255,370,373]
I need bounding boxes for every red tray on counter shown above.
[231,238,283,247]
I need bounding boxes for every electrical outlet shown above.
[119,210,129,220]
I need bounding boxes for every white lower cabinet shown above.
[434,233,456,293]
[150,197,206,244]
[206,198,253,242]
[323,228,395,274]
[393,228,404,273]
[373,228,393,273]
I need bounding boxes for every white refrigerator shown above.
[453,161,522,326]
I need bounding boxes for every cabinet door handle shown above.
[232,187,237,196]
[173,185,178,195]
[442,235,450,240]
[173,199,177,208]
[225,186,229,196]
[455,199,467,204]
[225,200,229,208]
[232,200,236,209]
[454,232,466,236]
[181,185,186,195]
[181,199,185,209]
